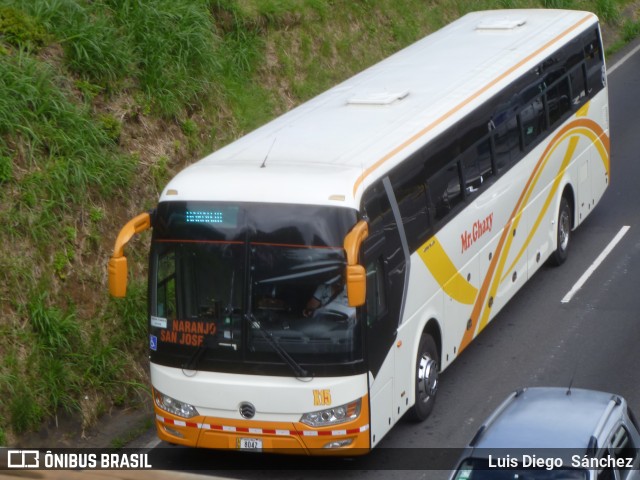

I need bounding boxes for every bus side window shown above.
[565,37,587,106]
[516,74,547,148]
[460,137,492,195]
[583,27,604,95]
[520,96,546,147]
[389,157,431,252]
[570,63,588,106]
[491,115,519,171]
[363,183,391,241]
[428,161,463,222]
[546,75,571,127]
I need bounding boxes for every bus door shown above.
[361,180,405,446]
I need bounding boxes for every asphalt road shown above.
[144,41,640,480]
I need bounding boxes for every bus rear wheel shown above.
[550,196,571,266]
[408,334,439,422]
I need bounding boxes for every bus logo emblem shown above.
[239,402,256,419]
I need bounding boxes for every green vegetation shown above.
[0,0,638,445]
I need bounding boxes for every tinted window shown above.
[458,105,492,152]
[389,157,431,251]
[428,161,463,222]
[569,63,587,106]
[452,458,587,480]
[365,256,387,327]
[362,181,403,256]
[564,36,584,71]
[519,95,546,147]
[583,27,604,95]
[398,22,604,230]
[492,115,519,171]
[564,36,587,106]
[546,75,571,126]
[460,137,492,194]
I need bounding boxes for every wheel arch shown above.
[421,318,442,368]
[561,183,576,230]
[405,316,442,421]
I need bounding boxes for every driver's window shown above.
[157,251,176,319]
[365,257,387,327]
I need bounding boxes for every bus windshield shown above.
[148,201,362,377]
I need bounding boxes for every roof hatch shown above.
[476,17,526,30]
[347,90,409,106]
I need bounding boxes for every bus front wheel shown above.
[408,334,439,422]
[550,196,572,266]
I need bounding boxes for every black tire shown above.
[407,334,439,422]
[549,196,572,266]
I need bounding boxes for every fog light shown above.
[323,438,354,449]
[154,389,199,418]
[162,425,185,438]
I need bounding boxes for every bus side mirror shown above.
[344,220,369,307]
[346,264,366,307]
[108,212,152,298]
[108,256,128,298]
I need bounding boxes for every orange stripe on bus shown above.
[458,117,608,353]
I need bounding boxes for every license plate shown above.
[237,437,262,451]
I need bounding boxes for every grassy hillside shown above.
[1,0,638,445]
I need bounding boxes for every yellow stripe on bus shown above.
[500,134,581,283]
[418,237,478,305]
[459,117,609,352]
[500,122,609,283]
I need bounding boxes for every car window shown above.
[609,425,636,480]
[628,406,640,434]
[596,460,614,480]
[452,458,587,480]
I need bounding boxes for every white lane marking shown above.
[561,226,630,303]
[608,42,640,75]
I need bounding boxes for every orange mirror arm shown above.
[344,220,368,265]
[111,212,152,259]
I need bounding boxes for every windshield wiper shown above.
[245,313,313,381]
[181,335,218,374]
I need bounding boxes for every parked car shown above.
[450,387,640,479]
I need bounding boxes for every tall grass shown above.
[27,292,79,350]
[105,280,148,351]
[106,0,222,117]
[16,0,134,85]
[0,52,134,186]
[9,0,222,115]
[0,51,135,248]
[595,0,620,23]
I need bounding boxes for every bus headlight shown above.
[154,389,199,419]
[300,398,361,427]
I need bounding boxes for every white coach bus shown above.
[108,9,609,454]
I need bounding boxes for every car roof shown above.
[472,387,618,450]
